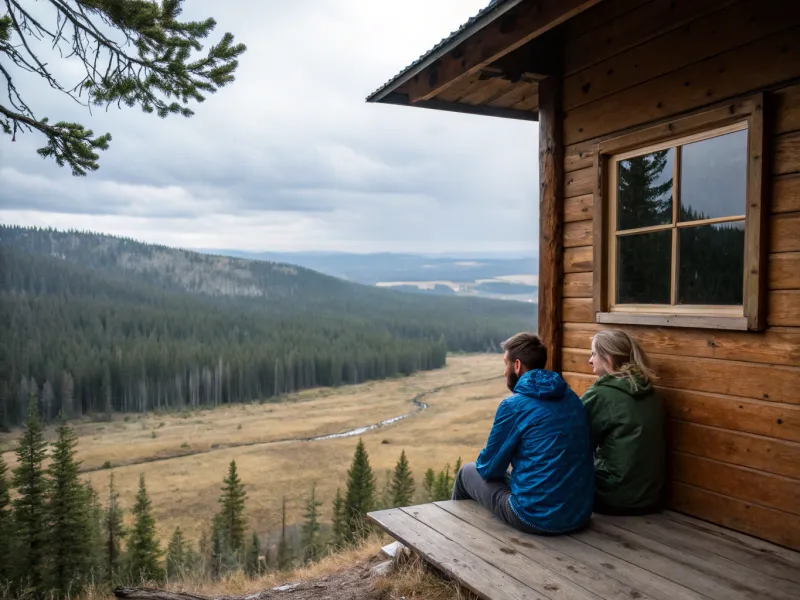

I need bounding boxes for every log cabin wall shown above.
[555,0,800,549]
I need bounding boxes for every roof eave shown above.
[381,92,539,121]
[366,0,527,104]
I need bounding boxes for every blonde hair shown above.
[592,330,656,389]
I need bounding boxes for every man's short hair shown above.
[501,332,547,371]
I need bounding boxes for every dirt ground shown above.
[110,544,474,600]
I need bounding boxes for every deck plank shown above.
[435,501,665,600]
[403,504,606,600]
[367,508,544,600]
[438,500,706,600]
[602,513,800,585]
[585,520,792,600]
[369,503,800,600]
[662,510,800,567]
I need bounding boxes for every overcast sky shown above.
[0,1,539,255]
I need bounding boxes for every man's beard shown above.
[506,371,519,393]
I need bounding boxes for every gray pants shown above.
[452,462,541,534]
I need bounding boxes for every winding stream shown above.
[81,375,501,473]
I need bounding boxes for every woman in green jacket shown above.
[582,330,665,515]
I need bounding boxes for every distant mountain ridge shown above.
[204,249,538,286]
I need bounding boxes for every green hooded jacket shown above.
[581,374,665,512]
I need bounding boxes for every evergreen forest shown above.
[0,402,460,597]
[0,226,535,427]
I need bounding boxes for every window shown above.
[593,97,767,331]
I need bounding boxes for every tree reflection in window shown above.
[617,149,673,230]
[611,125,747,308]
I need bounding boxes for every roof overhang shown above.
[366,0,604,121]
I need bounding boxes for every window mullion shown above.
[671,146,681,306]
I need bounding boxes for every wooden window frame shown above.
[592,95,768,331]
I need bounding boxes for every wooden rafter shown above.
[405,0,602,104]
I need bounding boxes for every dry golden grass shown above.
[77,536,473,600]
[0,354,507,545]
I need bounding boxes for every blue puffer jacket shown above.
[475,369,594,533]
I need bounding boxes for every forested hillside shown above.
[0,226,535,427]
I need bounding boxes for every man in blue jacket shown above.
[452,332,594,534]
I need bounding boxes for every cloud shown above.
[0,0,539,255]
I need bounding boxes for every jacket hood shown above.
[596,372,653,398]
[513,369,568,400]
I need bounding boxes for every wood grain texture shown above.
[603,513,800,585]
[670,421,800,480]
[769,290,800,326]
[770,253,800,289]
[671,483,800,551]
[565,165,595,197]
[664,510,800,565]
[588,518,799,600]
[562,348,800,403]
[563,220,593,248]
[367,509,537,600]
[404,504,603,600]
[438,500,704,600]
[773,175,800,214]
[565,141,596,172]
[563,271,593,298]
[538,76,565,374]
[563,27,800,145]
[563,297,593,323]
[773,83,800,134]
[664,389,800,443]
[562,322,800,367]
[563,0,789,110]
[563,0,739,76]
[406,0,601,103]
[564,245,593,273]
[774,131,800,176]
[671,452,800,517]
[770,214,800,253]
[744,94,769,330]
[564,193,594,222]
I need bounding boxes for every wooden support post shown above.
[538,75,564,374]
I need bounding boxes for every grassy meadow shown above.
[0,354,508,544]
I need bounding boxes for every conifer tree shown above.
[434,464,454,502]
[343,438,376,543]
[389,450,415,508]
[422,468,436,502]
[217,460,247,553]
[166,527,188,579]
[197,528,211,578]
[104,473,127,582]
[331,488,346,549]
[127,474,163,583]
[378,470,392,510]
[276,497,293,571]
[454,457,463,476]
[300,484,323,563]
[83,482,106,582]
[245,531,261,576]
[12,398,49,592]
[0,456,12,585]
[46,420,92,595]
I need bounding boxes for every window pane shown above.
[617,230,671,304]
[678,221,745,305]
[617,148,674,230]
[680,129,747,222]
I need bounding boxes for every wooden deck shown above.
[368,501,800,600]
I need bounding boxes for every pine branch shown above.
[0,104,110,175]
[1,0,246,173]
